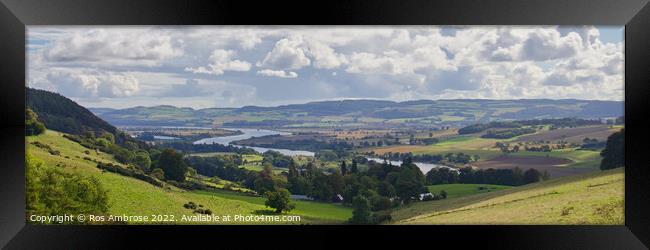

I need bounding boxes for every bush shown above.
[223,183,235,190]
[150,168,165,180]
[133,151,151,171]
[372,213,392,224]
[25,108,46,136]
[349,195,373,224]
[371,196,393,211]
[264,188,295,213]
[29,142,60,156]
[183,202,197,210]
[156,148,188,182]
[600,129,624,170]
[27,153,109,223]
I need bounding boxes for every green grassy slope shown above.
[427,184,512,199]
[392,168,623,225]
[26,130,352,224]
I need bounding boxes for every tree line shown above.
[425,166,549,186]
[459,118,603,135]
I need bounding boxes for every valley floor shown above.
[27,130,352,225]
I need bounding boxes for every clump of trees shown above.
[600,128,624,170]
[243,137,354,154]
[481,127,537,139]
[25,108,46,136]
[26,153,109,223]
[156,148,189,182]
[262,150,293,168]
[162,141,257,154]
[184,155,259,190]
[264,188,295,213]
[349,196,373,224]
[368,152,478,165]
[459,118,601,135]
[426,166,548,186]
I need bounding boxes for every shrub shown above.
[25,108,46,136]
[223,183,235,190]
[371,196,393,211]
[150,168,165,180]
[30,142,60,156]
[183,202,197,210]
[349,195,372,224]
[264,188,295,213]
[26,153,109,223]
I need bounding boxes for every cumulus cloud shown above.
[346,52,409,75]
[44,71,140,98]
[259,36,311,70]
[43,29,182,66]
[164,79,214,97]
[27,26,625,108]
[256,69,298,78]
[185,49,251,75]
[520,29,583,61]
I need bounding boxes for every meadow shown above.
[427,184,512,199]
[26,130,352,224]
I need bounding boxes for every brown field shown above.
[516,125,619,143]
[472,155,593,178]
[414,129,459,139]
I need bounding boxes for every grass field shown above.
[240,163,286,174]
[26,130,352,224]
[392,168,624,225]
[367,136,502,160]
[427,184,512,199]
[188,152,236,157]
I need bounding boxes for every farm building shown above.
[419,193,434,201]
[291,194,314,201]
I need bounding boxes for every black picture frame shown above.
[1,0,649,248]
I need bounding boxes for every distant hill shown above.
[88,98,624,128]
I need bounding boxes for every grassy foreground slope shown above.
[427,184,511,199]
[393,168,623,225]
[27,130,351,224]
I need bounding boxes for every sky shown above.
[27,26,624,109]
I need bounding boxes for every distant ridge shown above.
[85,97,623,128]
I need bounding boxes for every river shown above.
[365,158,458,174]
[194,128,455,173]
[193,128,315,156]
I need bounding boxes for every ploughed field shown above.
[392,168,624,225]
[26,130,352,224]
[470,155,589,178]
[516,125,619,143]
